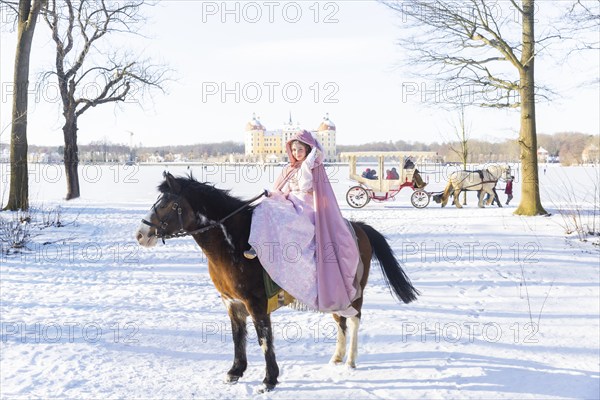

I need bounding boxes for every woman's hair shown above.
[291,140,312,154]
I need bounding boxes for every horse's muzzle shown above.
[135,224,158,248]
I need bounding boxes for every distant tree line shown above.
[26,141,244,162]
[339,132,599,165]
[24,132,597,165]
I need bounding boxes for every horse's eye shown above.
[160,197,172,208]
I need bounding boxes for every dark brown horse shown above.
[135,173,419,392]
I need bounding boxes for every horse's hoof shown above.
[329,356,343,365]
[224,375,240,384]
[256,383,276,394]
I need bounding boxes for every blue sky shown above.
[0,0,598,147]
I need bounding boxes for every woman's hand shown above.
[269,190,285,200]
[305,146,320,168]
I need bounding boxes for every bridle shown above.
[141,190,267,243]
[141,193,187,243]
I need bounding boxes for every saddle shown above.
[263,272,294,314]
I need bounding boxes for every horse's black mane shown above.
[158,173,254,216]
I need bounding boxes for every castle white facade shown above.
[244,114,337,162]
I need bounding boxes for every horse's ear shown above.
[164,172,181,193]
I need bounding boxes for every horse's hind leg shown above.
[225,300,249,383]
[345,316,361,368]
[330,315,347,364]
[330,314,360,368]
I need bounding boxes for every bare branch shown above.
[563,0,600,52]
[509,0,524,15]
[382,0,559,109]
[0,0,19,20]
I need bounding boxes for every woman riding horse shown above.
[247,130,361,316]
[135,171,419,391]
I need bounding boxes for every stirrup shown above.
[243,247,257,260]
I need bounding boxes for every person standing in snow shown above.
[505,176,514,205]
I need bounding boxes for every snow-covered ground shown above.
[1,163,599,399]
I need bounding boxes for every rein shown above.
[142,189,267,243]
[459,179,500,190]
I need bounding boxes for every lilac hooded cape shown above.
[266,130,360,313]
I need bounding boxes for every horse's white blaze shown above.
[135,211,158,248]
[346,316,360,368]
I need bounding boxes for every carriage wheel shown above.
[411,190,430,209]
[346,186,370,208]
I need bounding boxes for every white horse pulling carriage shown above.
[340,151,439,209]
[433,164,512,208]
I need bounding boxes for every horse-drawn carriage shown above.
[339,151,438,209]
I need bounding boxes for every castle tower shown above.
[316,113,336,162]
[281,112,301,156]
[245,113,265,156]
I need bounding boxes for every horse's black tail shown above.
[355,222,419,304]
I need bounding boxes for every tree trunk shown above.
[515,0,547,216]
[462,160,467,205]
[63,114,80,200]
[4,1,41,211]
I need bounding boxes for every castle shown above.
[244,113,337,162]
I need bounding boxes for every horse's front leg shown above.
[477,191,485,208]
[251,313,279,391]
[485,192,493,206]
[480,189,491,208]
[224,300,249,383]
[453,190,463,208]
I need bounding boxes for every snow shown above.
[1,163,599,399]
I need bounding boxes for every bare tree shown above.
[566,0,600,52]
[43,0,167,200]
[447,105,471,205]
[563,1,600,86]
[383,0,551,215]
[1,0,46,211]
